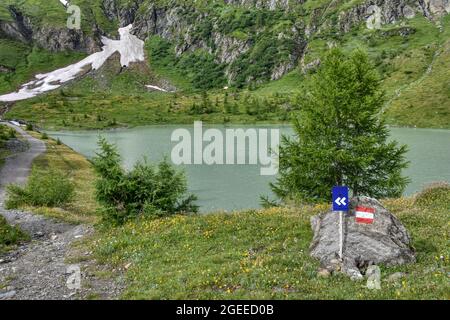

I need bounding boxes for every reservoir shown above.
[47,125,450,212]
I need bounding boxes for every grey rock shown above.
[223,0,313,11]
[421,0,450,17]
[101,0,118,22]
[271,58,296,80]
[403,4,417,18]
[0,7,33,43]
[0,65,12,73]
[0,290,16,300]
[211,32,251,65]
[0,6,101,54]
[344,259,365,281]
[381,27,416,37]
[366,265,382,289]
[337,0,449,33]
[317,268,331,278]
[32,26,102,54]
[310,196,415,279]
[131,2,306,84]
[302,59,321,75]
[387,272,406,282]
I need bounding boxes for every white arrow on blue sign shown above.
[332,186,349,212]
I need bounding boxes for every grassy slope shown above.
[387,39,450,128]
[0,39,86,94]
[91,194,449,300]
[19,131,99,224]
[2,1,450,129]
[0,0,67,26]
[305,14,450,128]
[386,15,450,128]
[255,13,450,128]
[5,54,291,130]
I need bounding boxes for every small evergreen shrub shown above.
[8,128,16,139]
[93,138,198,224]
[268,48,410,204]
[6,169,74,208]
[0,216,29,253]
[0,125,15,141]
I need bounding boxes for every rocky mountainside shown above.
[0,1,449,129]
[1,0,448,87]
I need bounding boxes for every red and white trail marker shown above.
[355,206,375,224]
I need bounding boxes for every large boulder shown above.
[310,196,415,279]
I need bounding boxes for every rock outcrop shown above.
[421,0,450,17]
[223,0,306,11]
[1,0,449,85]
[338,0,450,33]
[310,196,415,279]
[0,65,12,73]
[338,0,418,33]
[128,2,306,84]
[0,6,33,43]
[301,58,321,74]
[0,5,101,53]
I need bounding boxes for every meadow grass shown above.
[90,190,449,300]
[386,39,450,128]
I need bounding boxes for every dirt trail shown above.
[0,122,46,205]
[0,122,122,300]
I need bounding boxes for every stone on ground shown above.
[310,196,415,279]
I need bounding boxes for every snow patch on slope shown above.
[145,85,174,93]
[0,25,144,102]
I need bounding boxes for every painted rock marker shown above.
[355,206,375,224]
[310,196,416,279]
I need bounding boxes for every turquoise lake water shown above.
[47,125,450,212]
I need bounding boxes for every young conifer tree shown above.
[269,48,409,204]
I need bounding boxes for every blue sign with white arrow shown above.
[332,186,349,212]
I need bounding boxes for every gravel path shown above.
[0,122,122,300]
[0,122,45,201]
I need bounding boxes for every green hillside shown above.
[1,0,449,129]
